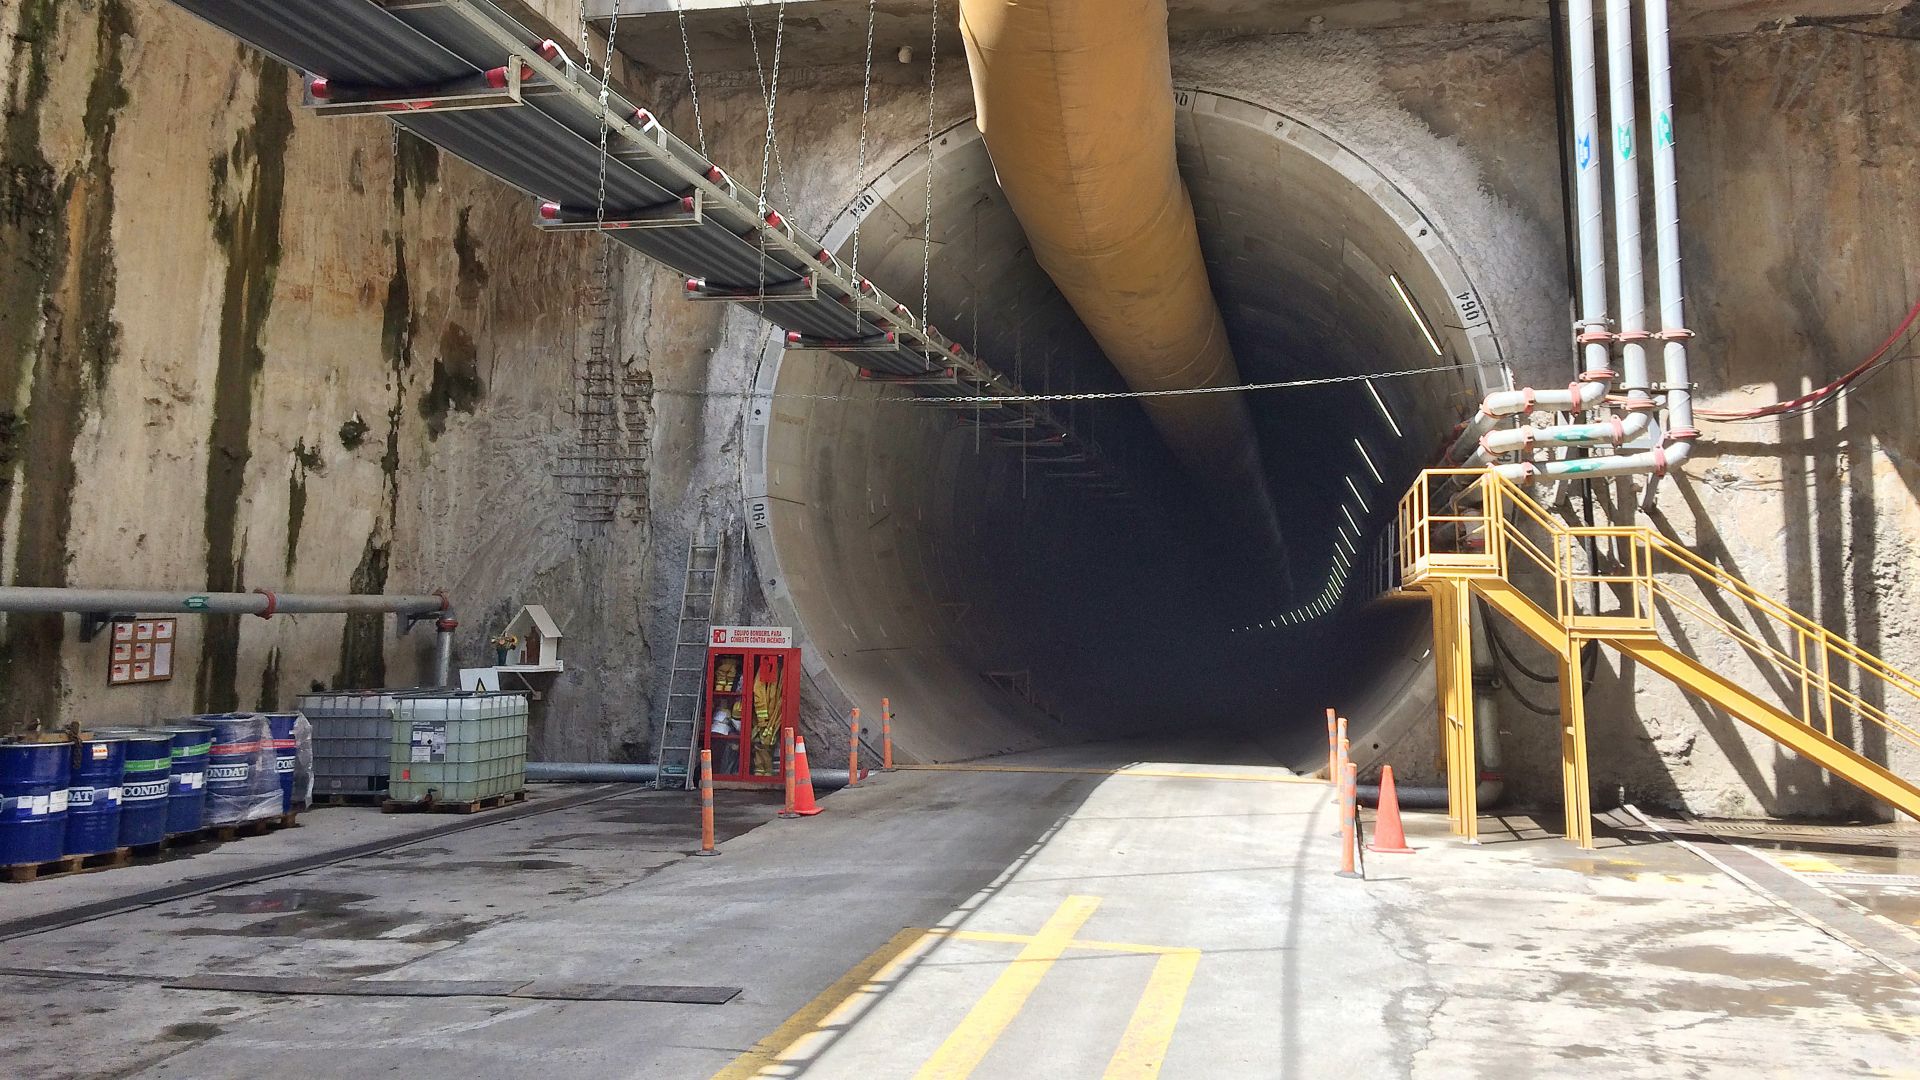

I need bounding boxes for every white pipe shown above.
[1496,443,1684,483]
[1568,0,1616,395]
[1478,409,1651,456]
[1448,0,1616,467]
[1643,0,1697,451]
[1604,0,1653,409]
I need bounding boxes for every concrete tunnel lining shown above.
[745,91,1510,766]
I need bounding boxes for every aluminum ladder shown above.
[655,540,721,790]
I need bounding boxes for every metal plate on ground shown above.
[165,976,529,997]
[510,981,741,1004]
[163,974,741,1004]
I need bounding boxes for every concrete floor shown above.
[4,749,1919,1078]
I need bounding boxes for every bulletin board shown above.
[108,618,177,686]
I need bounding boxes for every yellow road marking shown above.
[899,764,1321,784]
[1777,853,1848,875]
[710,926,932,1080]
[935,928,1190,956]
[1104,949,1201,1080]
[913,895,1102,1080]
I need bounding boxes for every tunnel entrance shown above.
[745,91,1510,765]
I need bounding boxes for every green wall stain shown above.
[0,2,132,733]
[196,61,294,713]
[283,437,322,574]
[337,239,412,688]
[391,131,439,211]
[453,206,489,303]
[0,0,69,578]
[419,322,483,438]
[257,646,282,712]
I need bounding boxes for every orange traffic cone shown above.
[787,736,823,816]
[1366,765,1416,854]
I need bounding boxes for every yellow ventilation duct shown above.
[958,0,1286,568]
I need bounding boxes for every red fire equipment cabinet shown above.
[703,627,801,785]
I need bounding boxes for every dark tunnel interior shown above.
[755,99,1497,765]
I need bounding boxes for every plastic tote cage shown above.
[386,692,528,805]
[295,689,416,797]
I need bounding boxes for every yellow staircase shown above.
[1396,469,1920,847]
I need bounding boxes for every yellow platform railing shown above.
[1397,468,1920,846]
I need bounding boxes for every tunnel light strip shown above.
[1353,438,1384,485]
[1345,476,1371,514]
[1363,379,1404,439]
[1389,272,1446,358]
[1341,505,1361,536]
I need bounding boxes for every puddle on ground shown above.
[1829,884,1920,927]
[165,889,487,944]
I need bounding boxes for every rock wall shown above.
[6,0,1918,818]
[0,0,680,762]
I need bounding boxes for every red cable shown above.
[1698,293,1920,420]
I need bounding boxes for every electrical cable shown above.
[647,359,1505,405]
[1484,614,1559,684]
[1495,666,1567,716]
[1696,293,1920,421]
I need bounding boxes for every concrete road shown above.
[3,748,1919,1078]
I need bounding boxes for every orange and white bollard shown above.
[1337,760,1361,878]
[1334,734,1351,836]
[881,698,894,772]
[694,748,719,857]
[1325,708,1338,783]
[1332,716,1348,806]
[848,708,861,786]
[779,727,799,819]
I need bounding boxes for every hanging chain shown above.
[752,0,789,320]
[594,0,622,229]
[921,0,939,329]
[742,1,794,213]
[576,0,593,80]
[846,0,879,335]
[674,0,707,157]
[850,0,878,282]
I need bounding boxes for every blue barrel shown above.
[265,713,300,813]
[203,713,272,825]
[159,725,212,835]
[1,739,72,866]
[63,735,127,856]
[93,728,172,847]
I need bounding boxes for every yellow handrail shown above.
[1398,468,1920,776]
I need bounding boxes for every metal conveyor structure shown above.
[165,0,1130,495]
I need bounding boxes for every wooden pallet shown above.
[164,812,300,848]
[382,789,527,815]
[208,812,299,842]
[4,847,130,884]
[309,790,387,807]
